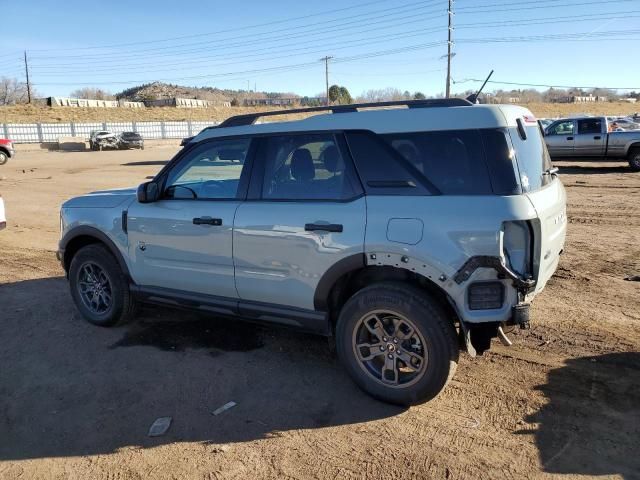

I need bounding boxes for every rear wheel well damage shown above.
[322,264,461,337]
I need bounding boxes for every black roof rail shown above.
[215,98,473,128]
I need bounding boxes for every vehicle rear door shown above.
[510,125,566,291]
[544,120,576,157]
[233,132,366,316]
[127,137,253,298]
[574,118,606,157]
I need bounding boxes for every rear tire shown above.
[336,283,458,405]
[628,148,640,172]
[69,244,137,327]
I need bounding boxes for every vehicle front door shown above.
[233,132,366,317]
[544,120,576,157]
[574,118,605,157]
[127,137,253,298]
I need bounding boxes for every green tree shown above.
[413,92,426,100]
[328,84,352,105]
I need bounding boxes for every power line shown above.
[30,18,447,72]
[456,0,637,14]
[456,79,640,90]
[32,42,447,86]
[26,0,403,52]
[29,0,444,61]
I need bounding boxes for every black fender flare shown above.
[313,253,365,311]
[59,226,132,280]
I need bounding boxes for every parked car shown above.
[0,138,15,165]
[612,118,640,131]
[0,194,5,230]
[544,116,640,170]
[57,99,566,405]
[119,132,144,150]
[89,130,119,151]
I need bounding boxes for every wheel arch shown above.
[314,254,460,331]
[61,227,132,280]
[627,142,640,153]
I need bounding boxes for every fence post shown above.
[102,122,107,131]
[70,122,76,137]
[2,124,8,139]
[36,123,43,143]
[132,121,137,133]
[187,120,193,136]
[160,121,166,139]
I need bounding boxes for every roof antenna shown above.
[467,70,494,104]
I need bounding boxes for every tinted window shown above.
[480,129,521,195]
[345,131,433,196]
[165,138,250,200]
[383,130,494,195]
[509,126,553,192]
[259,133,358,200]
[577,118,602,134]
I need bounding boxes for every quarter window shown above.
[382,130,493,195]
[164,139,250,200]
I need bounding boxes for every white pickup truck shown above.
[544,116,640,171]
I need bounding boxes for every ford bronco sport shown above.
[58,99,566,405]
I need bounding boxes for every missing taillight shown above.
[503,220,533,277]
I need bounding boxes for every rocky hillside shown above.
[115,82,299,104]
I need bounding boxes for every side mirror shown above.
[137,181,159,203]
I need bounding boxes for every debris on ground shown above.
[148,416,172,437]
[624,275,640,282]
[211,401,237,416]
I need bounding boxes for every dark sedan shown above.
[119,132,144,150]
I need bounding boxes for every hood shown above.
[62,187,137,209]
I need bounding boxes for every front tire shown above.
[0,151,8,165]
[336,283,458,405]
[628,148,640,172]
[69,244,137,326]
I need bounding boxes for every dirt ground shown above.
[0,149,639,480]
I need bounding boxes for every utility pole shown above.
[24,50,32,104]
[320,56,333,106]
[445,0,453,98]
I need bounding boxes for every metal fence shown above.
[1,121,218,144]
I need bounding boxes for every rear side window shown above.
[382,130,493,195]
[345,131,434,196]
[258,133,360,200]
[509,126,553,192]
[577,118,603,134]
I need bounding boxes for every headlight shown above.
[503,220,532,276]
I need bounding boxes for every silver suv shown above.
[58,99,567,405]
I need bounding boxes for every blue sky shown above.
[1,0,639,97]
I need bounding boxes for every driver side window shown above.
[550,121,574,136]
[164,138,250,200]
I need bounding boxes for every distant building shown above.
[46,97,145,108]
[622,98,638,104]
[144,97,229,108]
[243,97,298,107]
[552,94,608,103]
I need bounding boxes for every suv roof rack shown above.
[216,98,473,128]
